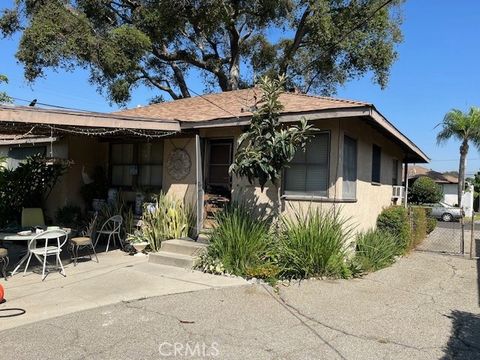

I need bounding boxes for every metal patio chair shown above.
[13,229,68,281]
[0,248,8,280]
[70,215,99,266]
[94,215,123,253]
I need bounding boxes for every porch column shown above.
[403,162,409,208]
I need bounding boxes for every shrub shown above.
[408,176,443,204]
[377,206,411,253]
[140,193,194,252]
[426,216,437,234]
[410,207,427,248]
[277,207,352,280]
[354,229,399,272]
[199,203,273,275]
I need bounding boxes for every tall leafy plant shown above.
[229,75,316,219]
[0,74,12,103]
[436,107,480,207]
[0,155,67,226]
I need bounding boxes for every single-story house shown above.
[406,165,459,205]
[0,88,429,233]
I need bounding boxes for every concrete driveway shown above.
[0,251,479,359]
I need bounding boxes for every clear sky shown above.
[1,0,479,174]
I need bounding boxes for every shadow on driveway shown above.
[442,310,480,359]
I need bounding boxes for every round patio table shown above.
[0,228,71,276]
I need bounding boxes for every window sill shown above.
[281,195,357,203]
[371,182,381,186]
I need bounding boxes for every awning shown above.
[0,105,181,138]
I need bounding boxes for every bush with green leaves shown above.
[277,207,352,280]
[354,229,399,272]
[376,206,411,253]
[0,155,67,226]
[408,176,443,204]
[55,204,83,228]
[410,207,427,248]
[137,193,194,252]
[198,203,273,276]
[426,216,437,234]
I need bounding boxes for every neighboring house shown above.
[407,165,459,205]
[406,165,474,216]
[0,88,429,232]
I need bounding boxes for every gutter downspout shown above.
[403,162,409,208]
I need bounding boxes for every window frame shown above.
[342,135,358,200]
[109,141,164,189]
[371,144,382,184]
[282,131,331,198]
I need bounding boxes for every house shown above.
[407,165,459,205]
[406,165,474,216]
[0,88,429,232]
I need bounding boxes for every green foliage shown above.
[408,176,443,204]
[1,1,403,103]
[376,206,410,253]
[0,74,12,103]
[354,229,399,272]
[199,203,273,276]
[138,193,194,252]
[410,207,427,248]
[55,204,83,228]
[97,197,135,239]
[277,207,352,280]
[426,216,437,234]
[230,75,317,192]
[0,155,67,226]
[437,107,480,206]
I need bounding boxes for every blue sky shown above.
[1,0,479,174]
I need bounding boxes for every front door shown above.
[205,139,233,195]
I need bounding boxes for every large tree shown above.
[437,107,480,208]
[0,74,12,103]
[0,0,403,104]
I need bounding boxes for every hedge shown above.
[376,206,411,253]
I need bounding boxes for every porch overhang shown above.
[0,105,181,137]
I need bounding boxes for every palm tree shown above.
[437,107,480,207]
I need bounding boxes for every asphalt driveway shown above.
[0,251,479,359]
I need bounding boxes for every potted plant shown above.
[127,231,149,254]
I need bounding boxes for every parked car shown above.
[430,202,463,222]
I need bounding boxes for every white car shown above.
[430,202,463,222]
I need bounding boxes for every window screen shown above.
[372,144,381,183]
[342,136,357,199]
[284,133,329,196]
[392,159,399,185]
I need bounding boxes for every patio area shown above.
[0,249,246,331]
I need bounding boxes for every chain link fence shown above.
[416,215,479,258]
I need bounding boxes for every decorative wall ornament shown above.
[167,149,191,180]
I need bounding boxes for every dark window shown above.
[8,146,46,169]
[111,142,163,188]
[342,136,357,199]
[284,133,330,196]
[372,144,381,183]
[392,159,399,185]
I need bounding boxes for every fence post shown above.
[460,215,465,255]
[470,212,475,260]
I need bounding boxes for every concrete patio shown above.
[0,250,246,331]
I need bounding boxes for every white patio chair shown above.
[12,229,68,281]
[94,215,123,253]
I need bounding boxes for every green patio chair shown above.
[21,208,45,228]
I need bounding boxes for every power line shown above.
[11,97,92,112]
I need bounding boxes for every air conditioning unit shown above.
[392,186,404,200]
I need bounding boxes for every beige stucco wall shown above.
[230,117,405,233]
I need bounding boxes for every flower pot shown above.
[132,241,149,254]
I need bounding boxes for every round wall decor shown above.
[167,149,191,180]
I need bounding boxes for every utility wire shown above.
[10,97,92,112]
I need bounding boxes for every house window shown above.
[8,146,46,169]
[372,144,381,183]
[392,159,399,185]
[284,133,330,196]
[111,142,163,188]
[342,136,357,199]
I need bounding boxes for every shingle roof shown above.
[116,88,369,122]
[408,165,458,184]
